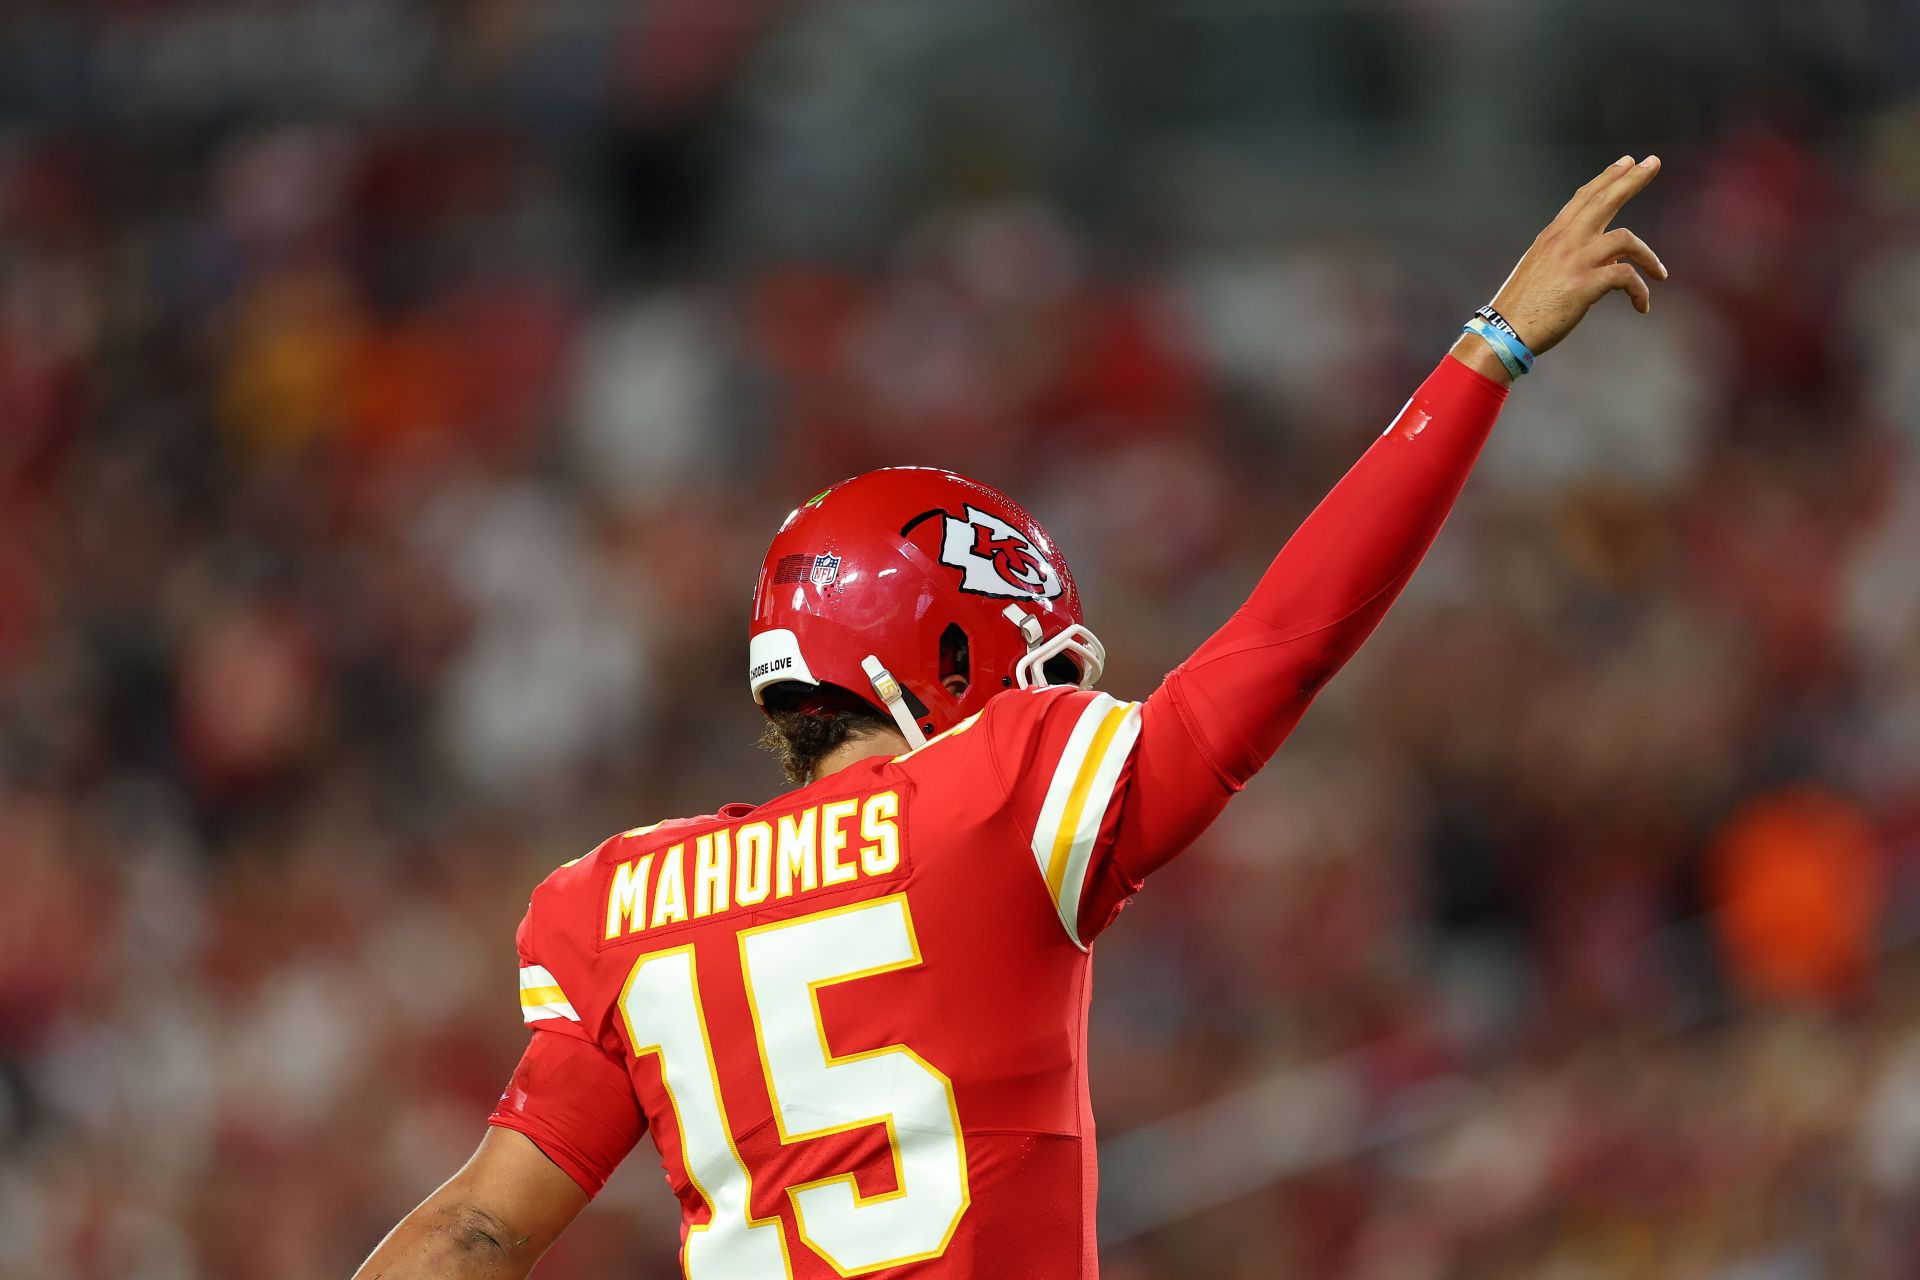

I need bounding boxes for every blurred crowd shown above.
[3,2,1920,1278]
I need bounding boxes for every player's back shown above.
[500,684,1143,1279]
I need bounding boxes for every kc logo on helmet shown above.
[938,506,1062,599]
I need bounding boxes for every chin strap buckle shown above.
[1002,603,1045,646]
[862,655,928,751]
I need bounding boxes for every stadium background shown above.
[2,1,1919,1276]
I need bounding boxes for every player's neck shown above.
[811,726,910,783]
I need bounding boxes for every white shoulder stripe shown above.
[1051,705,1141,946]
[1028,693,1143,950]
[523,1001,582,1024]
[518,964,580,1022]
[1029,694,1120,861]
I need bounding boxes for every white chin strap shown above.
[860,609,1106,755]
[862,655,929,751]
[1003,604,1106,690]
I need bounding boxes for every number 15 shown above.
[617,895,970,1278]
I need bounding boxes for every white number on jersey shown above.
[616,895,968,1278]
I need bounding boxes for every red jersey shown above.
[486,355,1509,1278]
[495,685,1147,1278]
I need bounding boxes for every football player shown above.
[354,156,1666,1278]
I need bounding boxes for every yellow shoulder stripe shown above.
[1042,702,1132,899]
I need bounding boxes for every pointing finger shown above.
[1583,155,1661,232]
[1554,155,1636,225]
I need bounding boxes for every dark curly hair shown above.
[757,686,896,785]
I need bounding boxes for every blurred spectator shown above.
[1710,787,1884,1007]
[0,1,1916,1278]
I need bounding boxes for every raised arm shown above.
[1104,155,1669,888]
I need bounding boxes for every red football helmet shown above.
[749,468,1106,748]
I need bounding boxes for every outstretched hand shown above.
[1489,154,1669,357]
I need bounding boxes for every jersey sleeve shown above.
[509,908,596,1043]
[486,894,647,1197]
[984,354,1509,948]
[982,686,1152,949]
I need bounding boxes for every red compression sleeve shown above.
[1110,355,1508,882]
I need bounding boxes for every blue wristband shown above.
[1462,315,1534,378]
